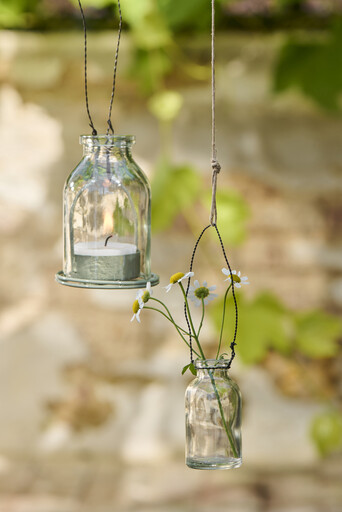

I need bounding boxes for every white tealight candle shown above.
[73,240,140,281]
[74,241,138,256]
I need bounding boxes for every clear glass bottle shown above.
[57,135,158,289]
[185,359,242,470]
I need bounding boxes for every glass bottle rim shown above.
[195,359,230,370]
[80,135,136,147]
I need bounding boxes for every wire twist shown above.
[78,0,122,135]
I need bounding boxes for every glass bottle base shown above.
[186,456,242,470]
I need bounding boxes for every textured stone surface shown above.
[0,30,342,511]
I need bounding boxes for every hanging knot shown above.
[107,119,114,135]
[211,159,221,174]
[90,125,97,136]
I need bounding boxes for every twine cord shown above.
[209,0,221,226]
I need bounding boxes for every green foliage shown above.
[295,311,342,358]
[0,0,39,28]
[70,0,111,7]
[157,0,213,31]
[311,410,342,456]
[274,24,342,111]
[209,292,341,365]
[182,363,197,376]
[148,91,183,122]
[151,161,201,232]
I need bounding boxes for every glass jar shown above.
[185,359,242,470]
[56,135,159,289]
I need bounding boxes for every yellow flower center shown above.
[132,299,140,314]
[170,272,184,284]
[142,291,150,303]
[232,274,241,283]
[194,287,210,299]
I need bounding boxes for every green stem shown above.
[208,369,238,458]
[179,282,206,360]
[197,299,205,339]
[216,284,232,360]
[144,306,201,358]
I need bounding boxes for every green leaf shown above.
[182,364,190,375]
[70,0,111,7]
[152,162,201,232]
[148,91,183,122]
[295,311,341,358]
[157,0,212,31]
[182,363,197,376]
[311,410,342,457]
[189,363,197,376]
[209,292,292,365]
[204,189,250,246]
[274,24,342,111]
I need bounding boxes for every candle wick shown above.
[104,235,113,247]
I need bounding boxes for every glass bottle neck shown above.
[195,359,230,379]
[80,135,134,158]
[196,368,229,379]
[82,145,132,158]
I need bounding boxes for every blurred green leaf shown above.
[274,24,342,111]
[148,91,183,122]
[152,162,201,232]
[311,410,342,456]
[210,292,292,364]
[0,0,39,28]
[205,189,250,246]
[295,311,341,358]
[157,0,211,31]
[70,0,111,7]
[130,49,172,94]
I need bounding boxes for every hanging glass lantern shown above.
[185,359,242,470]
[56,134,159,289]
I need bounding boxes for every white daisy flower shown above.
[222,268,249,288]
[165,271,194,293]
[131,282,153,323]
[131,298,143,323]
[188,279,218,307]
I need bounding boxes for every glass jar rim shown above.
[195,359,230,370]
[80,135,136,147]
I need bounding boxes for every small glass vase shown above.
[185,359,242,470]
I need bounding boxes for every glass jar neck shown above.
[195,359,229,379]
[80,135,135,158]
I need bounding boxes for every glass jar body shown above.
[185,360,242,470]
[63,135,152,285]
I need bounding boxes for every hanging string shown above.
[107,0,122,135]
[184,0,238,369]
[209,0,221,226]
[78,0,97,135]
[77,0,122,135]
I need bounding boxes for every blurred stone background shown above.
[1,1,342,511]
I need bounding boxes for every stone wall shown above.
[0,31,341,512]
